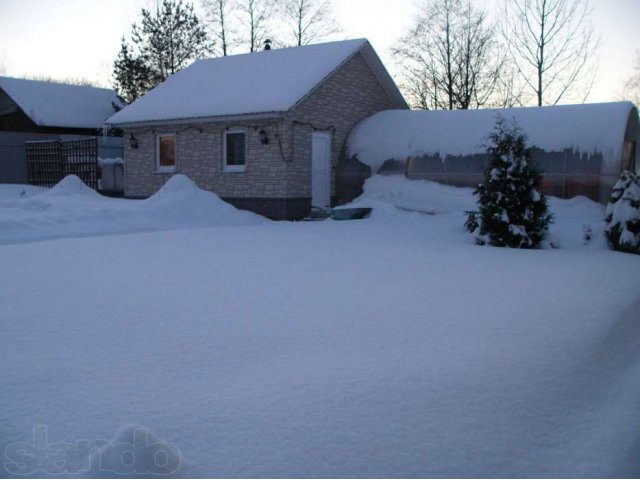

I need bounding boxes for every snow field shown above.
[0,174,638,477]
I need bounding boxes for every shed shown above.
[0,77,123,183]
[345,103,640,204]
[106,38,408,219]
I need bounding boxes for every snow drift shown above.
[342,175,607,250]
[0,175,265,244]
[143,174,264,227]
[40,174,102,198]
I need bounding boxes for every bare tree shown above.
[453,2,505,109]
[200,0,235,56]
[392,0,505,110]
[502,0,599,106]
[280,0,341,46]
[393,0,461,110]
[490,63,530,108]
[622,51,640,106]
[237,0,274,52]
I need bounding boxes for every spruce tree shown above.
[466,117,552,248]
[113,38,151,104]
[604,170,640,254]
[112,0,213,103]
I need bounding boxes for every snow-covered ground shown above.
[1,175,639,478]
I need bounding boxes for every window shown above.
[156,134,176,172]
[224,129,246,172]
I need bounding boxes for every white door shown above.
[311,130,332,209]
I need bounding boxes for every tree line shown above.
[393,0,600,109]
[113,0,615,110]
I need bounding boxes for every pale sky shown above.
[0,0,639,103]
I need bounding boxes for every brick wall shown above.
[124,119,291,198]
[287,51,399,198]
[123,49,402,214]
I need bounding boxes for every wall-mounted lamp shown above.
[259,129,269,145]
[129,133,138,149]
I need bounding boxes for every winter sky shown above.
[0,0,639,103]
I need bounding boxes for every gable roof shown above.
[348,102,639,172]
[0,76,122,129]
[107,39,407,126]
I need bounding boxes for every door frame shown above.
[311,130,332,209]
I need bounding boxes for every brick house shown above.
[106,39,408,219]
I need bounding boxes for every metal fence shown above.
[1,134,123,186]
[26,138,98,189]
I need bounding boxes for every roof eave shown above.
[107,111,285,128]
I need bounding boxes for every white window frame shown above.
[223,128,247,173]
[156,133,177,173]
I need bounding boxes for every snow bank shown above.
[150,173,201,196]
[343,175,606,249]
[0,175,266,244]
[342,174,476,215]
[347,103,636,172]
[40,174,101,198]
[142,174,264,227]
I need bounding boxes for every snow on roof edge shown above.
[108,110,285,128]
[0,76,122,129]
[347,102,638,172]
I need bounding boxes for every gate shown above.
[26,138,98,189]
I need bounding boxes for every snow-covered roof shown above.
[0,76,122,129]
[107,39,406,126]
[348,102,638,171]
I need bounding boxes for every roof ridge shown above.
[191,38,369,66]
[107,38,375,125]
[0,75,113,92]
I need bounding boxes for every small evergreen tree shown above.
[466,117,552,247]
[604,170,640,254]
[112,0,213,103]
